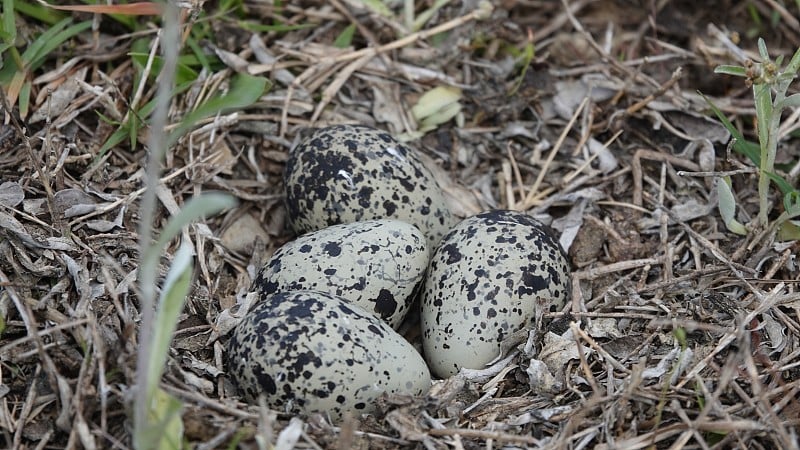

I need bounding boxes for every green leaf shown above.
[333,24,356,48]
[778,220,800,241]
[700,91,761,164]
[413,0,451,31]
[19,17,71,62]
[411,85,462,132]
[778,93,800,109]
[785,46,800,74]
[96,126,130,158]
[673,327,687,349]
[14,0,66,25]
[754,83,772,154]
[145,242,193,402]
[2,0,16,43]
[155,193,237,251]
[23,20,91,71]
[238,22,314,33]
[352,0,393,17]
[509,41,535,95]
[218,0,244,15]
[763,170,795,196]
[170,73,270,140]
[185,36,212,73]
[757,37,769,61]
[135,387,184,450]
[18,81,30,118]
[783,191,800,218]
[129,52,199,87]
[714,65,747,77]
[717,177,748,235]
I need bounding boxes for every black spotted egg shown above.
[252,220,428,329]
[284,124,455,249]
[226,290,431,420]
[421,210,571,378]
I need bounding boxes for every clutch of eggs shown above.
[226,124,574,419]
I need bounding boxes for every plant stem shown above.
[134,0,181,442]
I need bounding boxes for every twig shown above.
[625,67,683,115]
[522,96,589,208]
[631,149,700,207]
[279,1,493,137]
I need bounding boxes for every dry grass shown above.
[1,0,800,448]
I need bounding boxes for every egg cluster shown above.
[227,125,571,421]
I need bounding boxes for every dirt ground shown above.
[1,0,800,448]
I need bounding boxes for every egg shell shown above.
[421,209,571,378]
[284,124,455,249]
[252,220,428,329]
[227,290,431,420]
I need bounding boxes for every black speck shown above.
[374,288,398,319]
[323,241,342,257]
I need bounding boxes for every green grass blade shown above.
[135,375,185,450]
[238,22,313,33]
[413,0,452,31]
[129,52,199,86]
[783,191,800,218]
[25,21,92,71]
[97,126,130,156]
[145,242,193,401]
[2,0,16,44]
[19,17,70,63]
[170,73,270,141]
[185,36,212,72]
[334,23,356,48]
[764,170,796,196]
[699,91,761,164]
[14,0,66,25]
[18,80,30,117]
[351,0,393,17]
[155,193,237,250]
[143,193,236,401]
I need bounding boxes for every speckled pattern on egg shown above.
[252,220,428,329]
[227,290,431,420]
[421,209,571,378]
[284,124,455,249]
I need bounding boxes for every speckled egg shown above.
[284,124,455,249]
[227,290,431,420]
[252,220,428,329]
[421,210,571,378]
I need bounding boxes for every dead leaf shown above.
[30,67,87,124]
[526,359,559,393]
[0,181,24,208]
[220,213,269,255]
[538,331,591,376]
